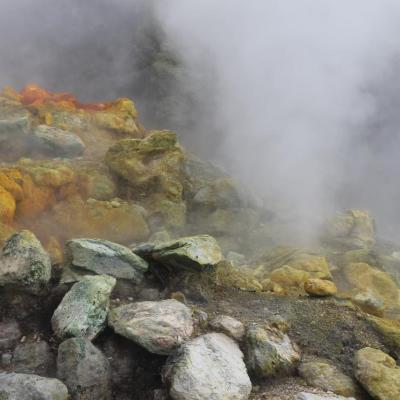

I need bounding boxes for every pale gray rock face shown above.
[57,337,111,400]
[209,315,245,341]
[244,324,300,378]
[52,275,116,340]
[0,230,51,295]
[13,341,55,376]
[134,235,222,272]
[163,333,252,400]
[0,372,68,400]
[295,393,356,400]
[63,238,148,284]
[354,347,400,400]
[32,125,85,157]
[298,360,359,397]
[108,299,193,355]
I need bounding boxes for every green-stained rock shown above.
[62,238,148,284]
[354,347,400,400]
[136,234,223,272]
[0,230,51,295]
[52,275,116,340]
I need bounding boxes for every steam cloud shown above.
[2,0,400,241]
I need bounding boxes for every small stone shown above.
[57,337,111,400]
[304,279,337,297]
[52,275,116,340]
[244,324,300,378]
[0,320,21,351]
[299,360,359,397]
[109,299,193,355]
[13,341,55,375]
[209,315,245,341]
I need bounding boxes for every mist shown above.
[2,0,400,241]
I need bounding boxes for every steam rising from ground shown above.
[2,1,400,240]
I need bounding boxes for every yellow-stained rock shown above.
[0,186,16,223]
[304,278,337,297]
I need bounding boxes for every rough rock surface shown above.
[57,337,111,400]
[0,372,68,399]
[52,275,116,340]
[32,125,85,157]
[245,324,300,378]
[354,347,400,400]
[298,360,359,397]
[0,320,21,351]
[136,235,222,272]
[0,230,51,295]
[12,341,55,376]
[63,238,148,283]
[209,315,245,341]
[109,299,193,355]
[304,279,337,297]
[163,332,252,400]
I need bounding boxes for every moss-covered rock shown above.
[0,230,51,295]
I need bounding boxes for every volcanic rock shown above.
[57,337,111,400]
[108,299,193,355]
[62,238,148,284]
[304,278,337,297]
[135,234,222,272]
[52,275,116,340]
[0,372,68,399]
[244,324,300,378]
[354,347,400,400]
[32,124,85,157]
[163,332,252,400]
[0,230,51,295]
[209,315,245,341]
[298,359,359,397]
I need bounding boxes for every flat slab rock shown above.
[163,332,252,400]
[0,372,68,400]
[63,238,148,284]
[135,234,222,271]
[52,274,116,340]
[108,299,193,355]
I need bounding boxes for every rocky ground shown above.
[0,84,399,400]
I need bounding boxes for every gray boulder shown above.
[13,341,55,376]
[135,234,222,272]
[0,372,68,399]
[244,324,300,378]
[0,230,51,295]
[163,332,252,400]
[209,315,245,341]
[108,299,193,355]
[62,238,148,284]
[57,337,111,400]
[32,125,85,157]
[52,275,116,340]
